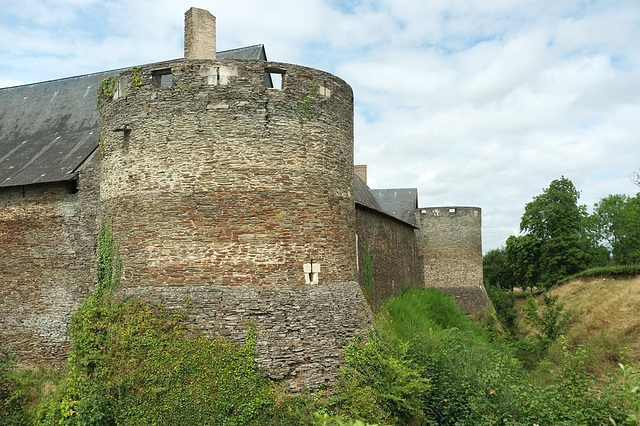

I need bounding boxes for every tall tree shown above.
[483,247,515,291]
[519,177,589,287]
[504,235,541,291]
[590,194,640,265]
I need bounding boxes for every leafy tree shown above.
[589,194,640,265]
[505,234,541,291]
[520,177,585,241]
[482,247,515,291]
[519,177,590,287]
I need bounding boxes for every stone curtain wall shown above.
[415,207,490,314]
[0,154,99,364]
[98,59,370,387]
[355,206,422,305]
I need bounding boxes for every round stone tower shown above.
[415,206,491,315]
[99,59,356,287]
[98,52,371,388]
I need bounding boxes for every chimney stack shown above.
[354,165,367,184]
[184,7,216,60]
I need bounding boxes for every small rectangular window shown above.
[152,68,173,88]
[265,68,285,90]
[449,208,457,213]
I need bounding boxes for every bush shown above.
[522,293,571,355]
[1,345,29,425]
[485,285,517,333]
[36,296,275,425]
[35,221,275,425]
[560,264,640,284]
[520,339,628,425]
[331,332,431,424]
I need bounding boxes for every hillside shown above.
[519,275,640,375]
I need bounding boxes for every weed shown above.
[97,76,118,104]
[362,247,374,302]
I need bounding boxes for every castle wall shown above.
[415,207,491,314]
[98,59,370,388]
[355,206,422,305]
[0,154,99,364]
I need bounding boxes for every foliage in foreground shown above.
[366,288,631,425]
[34,222,274,425]
[1,346,30,425]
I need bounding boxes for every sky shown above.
[1,0,639,252]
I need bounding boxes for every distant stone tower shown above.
[97,8,371,390]
[415,207,491,314]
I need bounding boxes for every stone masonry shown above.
[415,207,490,314]
[0,154,100,365]
[0,8,490,390]
[97,57,367,389]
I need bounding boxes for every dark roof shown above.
[370,188,418,226]
[0,70,121,187]
[354,174,418,227]
[354,174,383,211]
[0,46,267,188]
[217,44,267,60]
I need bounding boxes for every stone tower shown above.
[415,206,491,314]
[97,9,371,389]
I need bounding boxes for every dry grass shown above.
[513,276,640,377]
[552,276,640,355]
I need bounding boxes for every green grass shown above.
[559,264,640,284]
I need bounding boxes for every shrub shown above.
[522,293,571,355]
[520,339,627,425]
[1,345,30,425]
[331,332,431,424]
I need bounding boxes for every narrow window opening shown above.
[449,208,456,213]
[265,68,285,89]
[303,260,320,284]
[152,69,173,88]
[67,179,79,194]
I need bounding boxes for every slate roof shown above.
[217,44,267,60]
[354,174,383,211]
[370,188,418,226]
[354,174,417,228]
[0,45,268,188]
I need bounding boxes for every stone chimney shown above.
[354,165,367,184]
[184,7,216,60]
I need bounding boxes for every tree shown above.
[518,177,589,287]
[589,194,640,265]
[483,247,515,291]
[505,234,541,291]
[520,177,585,240]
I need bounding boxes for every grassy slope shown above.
[519,276,640,376]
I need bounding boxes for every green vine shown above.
[362,246,374,302]
[97,131,104,153]
[96,220,122,297]
[297,78,317,125]
[97,75,118,105]
[129,66,143,90]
